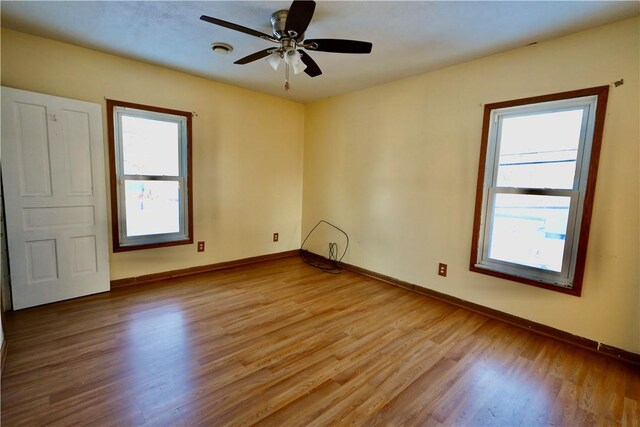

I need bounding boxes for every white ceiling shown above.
[2,1,638,103]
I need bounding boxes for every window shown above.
[107,100,193,252]
[470,86,609,295]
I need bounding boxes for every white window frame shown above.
[108,100,192,251]
[470,87,609,295]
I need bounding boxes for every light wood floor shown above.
[2,256,639,426]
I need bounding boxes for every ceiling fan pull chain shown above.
[285,63,291,91]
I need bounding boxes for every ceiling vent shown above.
[211,42,233,55]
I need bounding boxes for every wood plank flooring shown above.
[2,256,639,426]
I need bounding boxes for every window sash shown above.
[113,107,188,178]
[113,106,190,248]
[486,99,595,192]
[117,175,187,246]
[475,95,599,289]
[477,187,580,286]
[489,105,592,192]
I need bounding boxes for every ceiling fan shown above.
[200,0,372,90]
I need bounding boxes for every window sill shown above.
[113,237,193,253]
[469,264,581,296]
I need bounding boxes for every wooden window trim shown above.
[106,99,193,252]
[469,86,609,296]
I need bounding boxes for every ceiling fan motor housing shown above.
[271,10,303,41]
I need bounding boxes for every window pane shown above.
[488,194,571,272]
[496,109,584,189]
[124,180,180,237]
[121,115,179,176]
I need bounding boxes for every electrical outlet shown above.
[197,241,205,252]
[273,232,279,242]
[438,263,447,277]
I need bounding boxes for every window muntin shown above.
[471,87,608,295]
[108,100,192,251]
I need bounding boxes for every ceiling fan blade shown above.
[234,48,276,65]
[304,39,372,54]
[284,0,316,38]
[200,15,275,41]
[298,50,322,77]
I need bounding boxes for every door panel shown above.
[2,87,110,309]
[15,102,53,197]
[26,239,59,283]
[62,109,94,196]
[70,235,98,275]
[22,206,95,230]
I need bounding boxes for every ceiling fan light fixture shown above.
[284,49,299,65]
[284,50,307,75]
[266,51,282,70]
[292,58,307,75]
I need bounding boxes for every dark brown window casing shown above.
[469,86,609,296]
[106,99,193,252]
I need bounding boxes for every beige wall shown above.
[303,17,640,353]
[2,17,639,353]
[1,28,305,280]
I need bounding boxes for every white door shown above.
[1,87,110,309]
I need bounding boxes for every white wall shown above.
[303,17,640,353]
